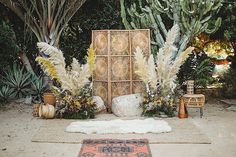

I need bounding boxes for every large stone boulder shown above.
[93,96,106,113]
[112,94,143,117]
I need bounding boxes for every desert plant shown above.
[0,0,87,46]
[134,25,194,117]
[120,0,222,54]
[1,64,32,99]
[30,74,49,103]
[0,85,14,103]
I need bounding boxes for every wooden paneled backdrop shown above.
[92,30,150,111]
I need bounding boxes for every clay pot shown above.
[39,104,55,119]
[43,92,56,106]
[212,59,229,65]
[178,97,188,119]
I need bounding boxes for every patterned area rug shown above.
[78,139,152,157]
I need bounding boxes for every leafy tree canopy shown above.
[60,0,122,64]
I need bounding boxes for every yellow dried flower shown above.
[35,57,60,82]
[74,100,81,109]
[87,45,95,75]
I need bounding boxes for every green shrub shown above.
[60,0,122,64]
[1,64,31,99]
[0,85,14,103]
[0,21,19,71]
[30,75,49,103]
[221,45,236,98]
[221,68,236,98]
[178,52,215,88]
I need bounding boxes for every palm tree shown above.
[0,0,86,46]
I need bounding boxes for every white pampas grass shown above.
[147,54,158,90]
[37,42,66,68]
[134,24,194,96]
[134,47,149,84]
[165,24,179,47]
[37,42,92,96]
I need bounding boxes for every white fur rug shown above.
[66,118,171,134]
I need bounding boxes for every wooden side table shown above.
[183,94,205,118]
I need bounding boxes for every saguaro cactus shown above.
[120,0,222,57]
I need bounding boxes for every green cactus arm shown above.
[200,15,212,24]
[151,0,170,14]
[130,22,138,29]
[157,0,170,12]
[205,17,222,34]
[201,23,209,33]
[202,1,214,15]
[141,6,167,37]
[156,15,168,37]
[127,8,134,18]
[192,21,202,36]
[120,0,132,29]
[212,0,222,11]
[138,0,143,7]
[177,35,191,55]
[120,0,222,56]
[144,6,165,46]
[180,0,196,16]
[181,12,191,32]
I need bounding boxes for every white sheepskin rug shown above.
[66,118,171,134]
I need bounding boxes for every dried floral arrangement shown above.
[36,42,96,119]
[134,25,194,117]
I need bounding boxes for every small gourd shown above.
[39,104,55,119]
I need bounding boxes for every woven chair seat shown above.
[183,94,205,108]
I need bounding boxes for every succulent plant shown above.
[0,85,14,102]
[1,64,31,98]
[30,74,49,103]
[120,0,222,55]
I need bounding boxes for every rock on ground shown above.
[112,93,143,117]
[93,96,106,113]
[227,105,236,112]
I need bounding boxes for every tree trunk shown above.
[19,52,35,75]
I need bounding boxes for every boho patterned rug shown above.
[78,139,152,157]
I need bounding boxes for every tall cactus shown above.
[120,0,222,57]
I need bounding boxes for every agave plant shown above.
[1,64,32,99]
[0,85,14,102]
[30,74,49,103]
